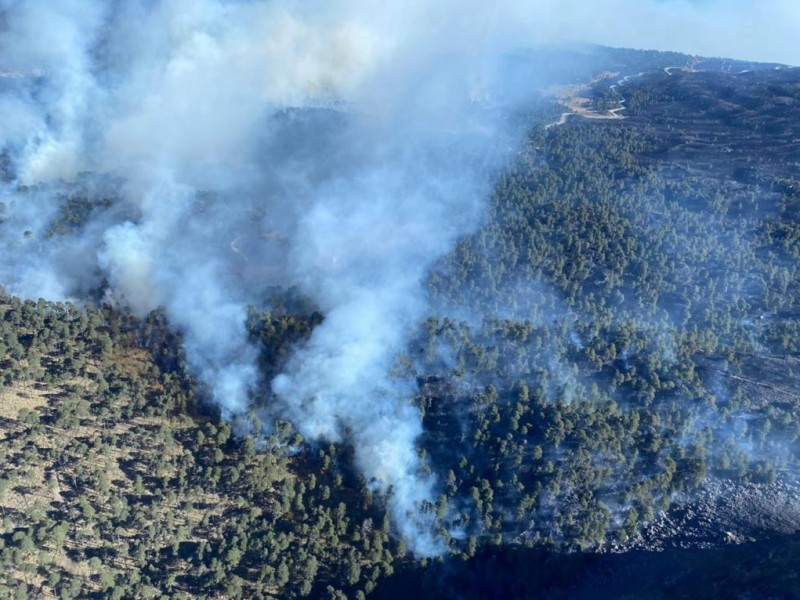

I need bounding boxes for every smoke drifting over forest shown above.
[0,0,797,555]
[0,0,521,554]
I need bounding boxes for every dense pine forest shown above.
[1,49,800,598]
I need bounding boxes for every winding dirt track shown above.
[546,67,684,130]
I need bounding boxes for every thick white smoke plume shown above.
[0,0,513,554]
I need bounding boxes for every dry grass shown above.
[0,463,47,512]
[0,382,49,419]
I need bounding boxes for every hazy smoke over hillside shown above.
[0,0,795,555]
[0,0,518,554]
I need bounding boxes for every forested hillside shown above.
[417,110,800,540]
[1,50,800,598]
[0,299,419,598]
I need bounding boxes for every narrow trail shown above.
[715,369,800,401]
[545,65,700,130]
[230,236,249,262]
[0,69,44,79]
[545,112,574,130]
[545,70,647,130]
